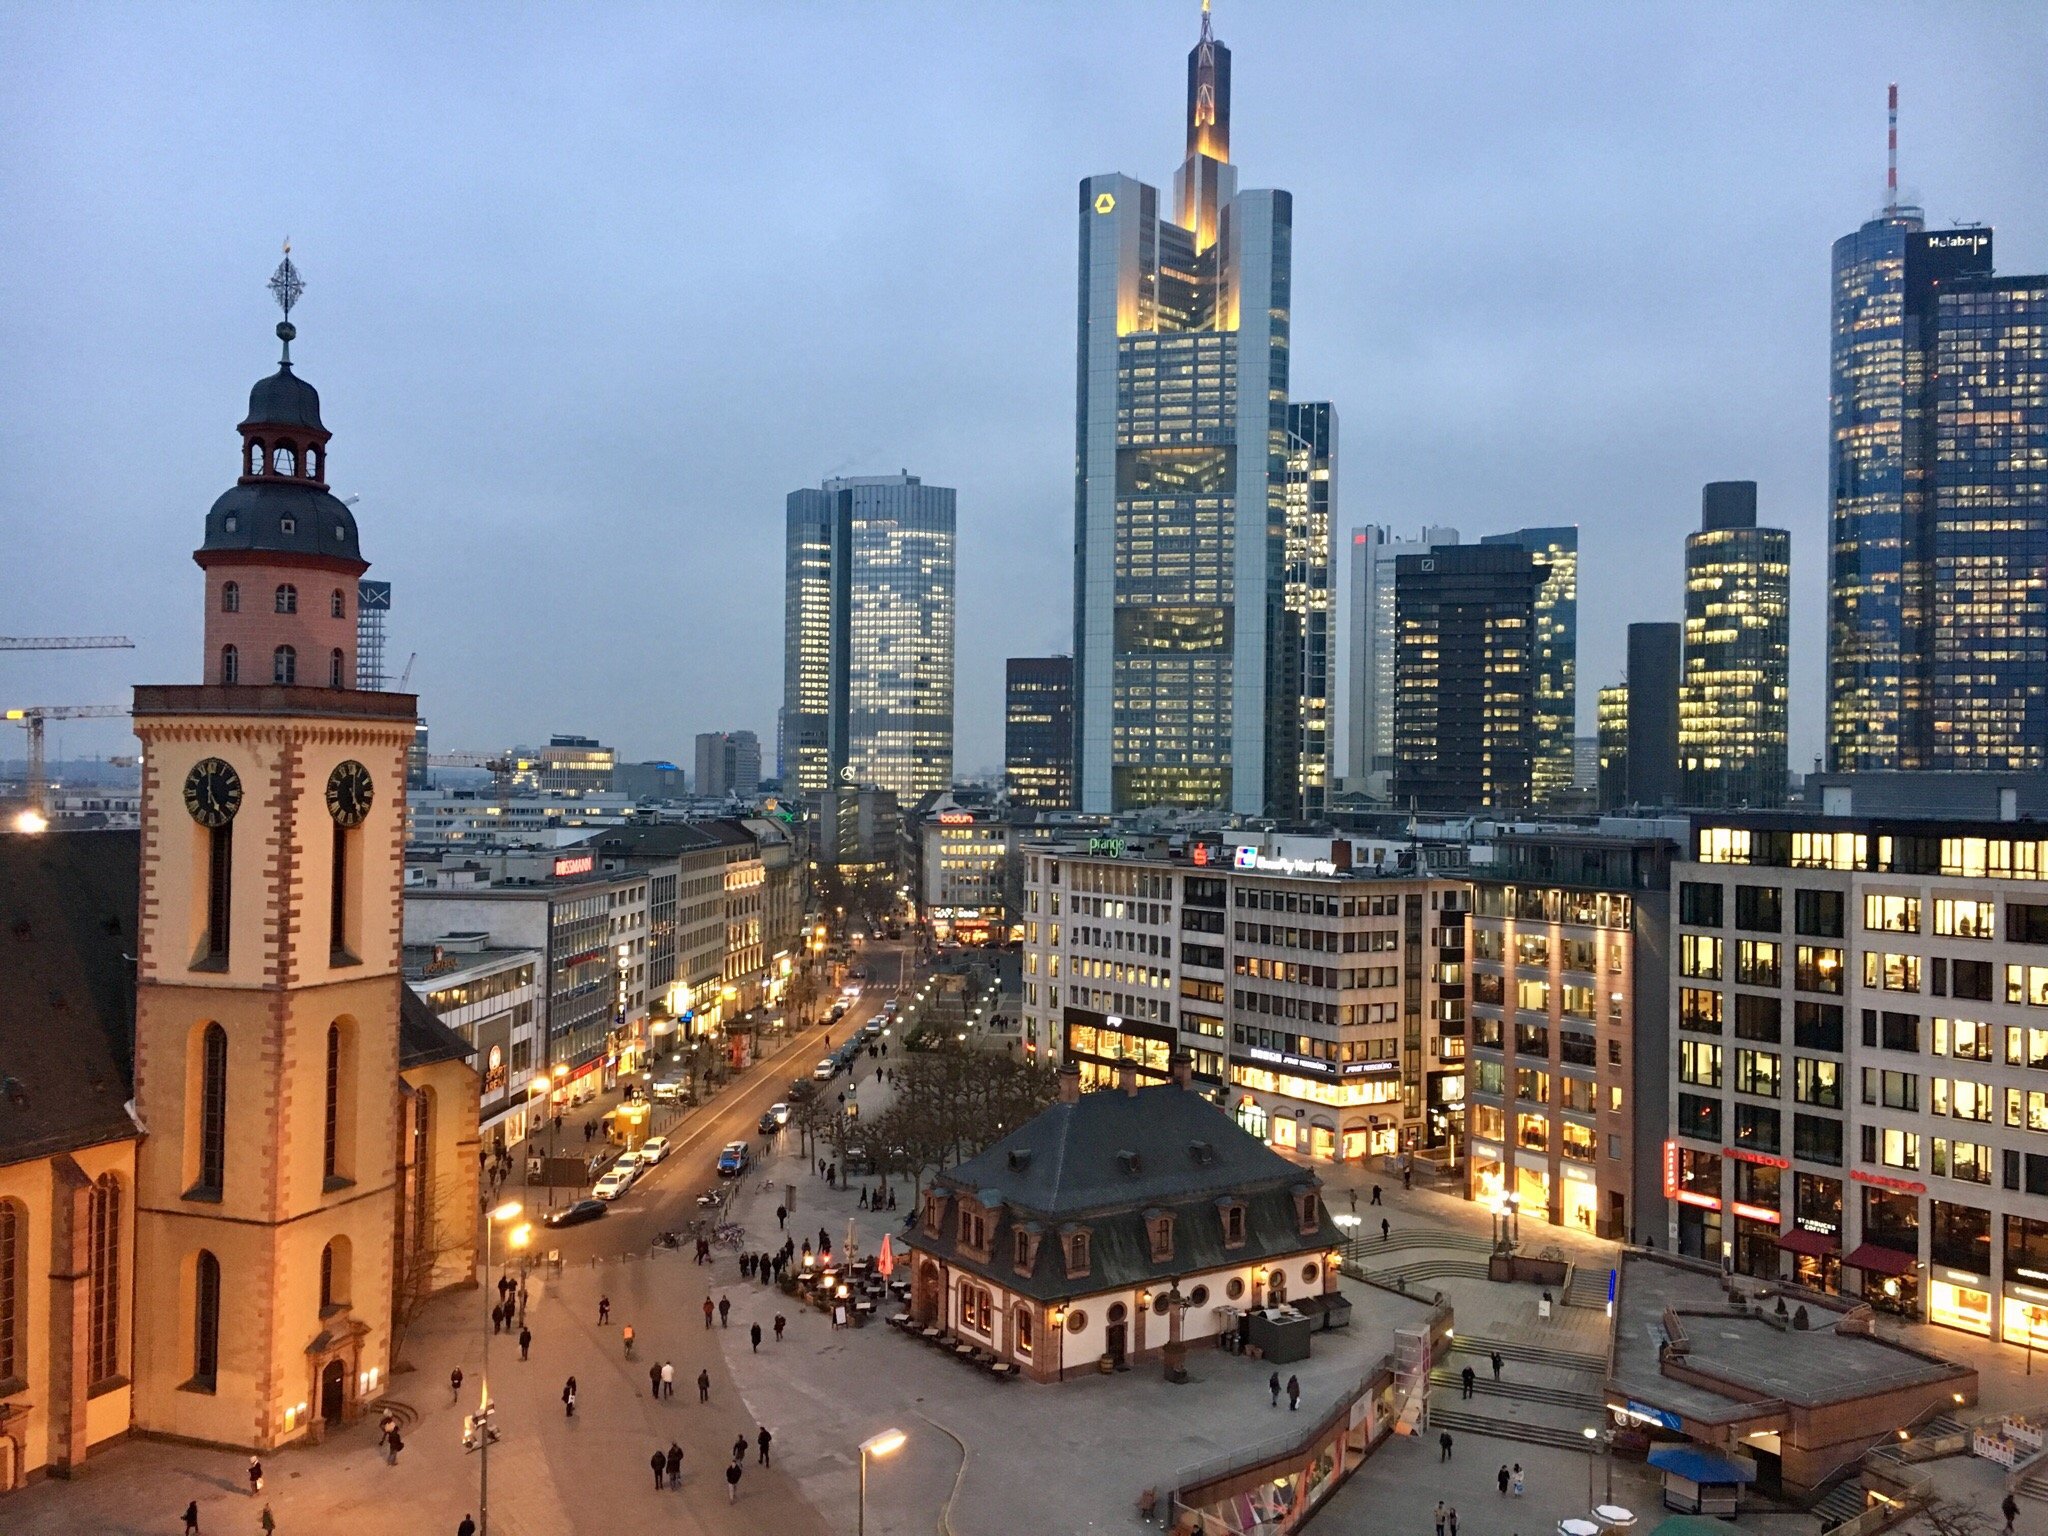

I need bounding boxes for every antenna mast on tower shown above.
[1886,83,1899,214]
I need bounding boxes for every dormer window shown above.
[1290,1186,1322,1236]
[922,1190,945,1238]
[1063,1229,1091,1278]
[1220,1200,1247,1249]
[1013,1230,1030,1269]
[1148,1212,1176,1263]
[957,1206,987,1252]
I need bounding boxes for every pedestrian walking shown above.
[1286,1374,1300,1411]
[733,1433,748,1464]
[1434,1500,1446,1536]
[1438,1429,1454,1462]
[774,1313,787,1342]
[1460,1364,1476,1399]
[1448,1506,1459,1536]
[1511,1462,1525,1496]
[777,1204,787,1229]
[1370,1184,1382,1206]
[649,1362,662,1398]
[703,1296,715,1329]
[459,1518,476,1536]
[725,1461,742,1503]
[380,1412,398,1464]
[450,1366,464,1403]
[758,1426,773,1467]
[2002,1492,2019,1534]
[1269,1370,1281,1407]
[598,1295,610,1325]
[750,1322,762,1352]
[1403,1163,1413,1190]
[248,1456,264,1495]
[260,1504,276,1535]
[666,1443,683,1489]
[623,1323,636,1358]
[1497,1464,1510,1496]
[651,1449,667,1491]
[1380,1216,1390,1241]
[1490,1350,1504,1381]
[662,1360,675,1398]
[718,1295,731,1327]
[183,1501,201,1534]
[518,1325,532,1361]
[1347,1187,1357,1214]
[562,1378,577,1418]
[697,1368,711,1403]
[388,1430,404,1465]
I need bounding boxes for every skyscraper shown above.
[1596,684,1628,811]
[1073,6,1304,815]
[782,474,956,803]
[1680,481,1790,807]
[1481,526,1577,806]
[355,578,390,690]
[1826,90,2043,770]
[1391,544,1543,812]
[1625,621,1681,808]
[694,730,762,800]
[1346,524,1459,791]
[1284,402,1337,818]
[1005,656,1075,811]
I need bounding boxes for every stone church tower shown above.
[128,261,420,1448]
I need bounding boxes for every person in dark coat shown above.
[518,1326,532,1360]
[1490,1350,1504,1381]
[1286,1374,1300,1411]
[1438,1429,1454,1462]
[183,1502,201,1534]
[777,1204,787,1229]
[666,1443,684,1488]
[1460,1364,1476,1399]
[649,1362,662,1398]
[750,1322,762,1352]
[651,1449,667,1490]
[732,1433,748,1464]
[697,1368,711,1402]
[757,1426,773,1467]
[774,1313,787,1342]
[724,1461,742,1503]
[562,1377,577,1417]
[458,1518,477,1536]
[1268,1370,1281,1406]
[718,1295,731,1327]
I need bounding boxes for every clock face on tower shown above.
[183,758,243,827]
[326,760,374,827]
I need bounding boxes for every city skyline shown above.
[4,5,2043,773]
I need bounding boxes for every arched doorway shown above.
[912,1260,942,1326]
[320,1359,346,1424]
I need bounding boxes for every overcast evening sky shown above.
[3,3,2044,780]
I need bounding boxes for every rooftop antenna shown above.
[1885,83,1899,215]
[268,237,305,363]
[1200,0,1212,44]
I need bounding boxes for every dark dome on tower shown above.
[241,359,325,431]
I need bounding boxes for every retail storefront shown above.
[1227,1059,1403,1165]
[1560,1166,1601,1234]
[1846,1241,1920,1315]
[1774,1224,1841,1294]
[1929,1274,1994,1338]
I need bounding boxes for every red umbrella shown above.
[877,1234,895,1278]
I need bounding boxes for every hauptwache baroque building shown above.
[0,289,479,1490]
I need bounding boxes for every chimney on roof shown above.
[1057,1060,1081,1104]
[1117,1059,1140,1098]
[1170,1049,1193,1091]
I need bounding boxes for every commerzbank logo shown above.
[1094,191,1116,215]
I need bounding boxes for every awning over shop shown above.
[1843,1242,1917,1277]
[1775,1227,1839,1258]
[1647,1446,1758,1485]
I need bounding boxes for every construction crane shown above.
[6,706,129,829]
[0,636,135,651]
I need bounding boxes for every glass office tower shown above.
[1348,525,1459,792]
[1073,7,1303,814]
[1481,526,1578,807]
[1930,276,2048,768]
[782,474,955,803]
[1679,481,1790,807]
[1005,656,1075,811]
[1284,403,1336,818]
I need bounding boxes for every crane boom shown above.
[0,636,135,650]
[6,705,130,820]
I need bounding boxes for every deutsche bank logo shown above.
[1234,845,1258,870]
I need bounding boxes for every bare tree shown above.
[1912,1496,1993,1536]
[390,1187,475,1370]
[787,1081,834,1162]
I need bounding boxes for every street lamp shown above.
[858,1427,906,1536]
[1052,1305,1068,1381]
[545,1063,569,1209]
[479,1202,528,1536]
[1583,1426,1599,1508]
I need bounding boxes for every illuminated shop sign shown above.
[1088,836,1127,858]
[1243,1045,1391,1079]
[552,853,594,877]
[1233,846,1338,877]
[1851,1168,1927,1196]
[937,812,974,825]
[1723,1147,1789,1170]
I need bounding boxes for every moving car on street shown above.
[767,1101,790,1126]
[638,1135,671,1164]
[716,1141,751,1177]
[543,1199,607,1228]
[592,1167,635,1202]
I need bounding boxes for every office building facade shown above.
[1482,527,1578,807]
[1392,545,1543,813]
[1005,655,1075,811]
[1597,686,1629,811]
[1284,403,1337,817]
[1073,9,1301,816]
[1673,816,2048,1348]
[1827,179,2043,772]
[1625,622,1682,809]
[1680,482,1791,808]
[1347,525,1459,791]
[783,474,956,802]
[694,730,762,800]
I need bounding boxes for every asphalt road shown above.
[534,938,911,1262]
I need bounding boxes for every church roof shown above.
[241,361,325,431]
[0,831,140,1165]
[399,984,475,1071]
[200,481,363,565]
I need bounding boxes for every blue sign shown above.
[1608,1268,1618,1304]
[1626,1400,1683,1432]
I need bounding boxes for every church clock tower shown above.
[130,256,417,1449]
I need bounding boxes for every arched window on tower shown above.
[330,588,345,619]
[0,1199,23,1386]
[329,649,346,689]
[323,1022,357,1186]
[275,584,297,614]
[246,441,262,477]
[272,444,296,476]
[320,1237,352,1314]
[195,1022,227,1196]
[273,645,297,685]
[220,645,239,685]
[221,581,240,613]
[87,1173,121,1386]
[191,1249,221,1392]
[309,446,323,480]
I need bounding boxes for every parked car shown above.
[767,1101,791,1126]
[612,1150,645,1181]
[543,1199,607,1228]
[814,1059,837,1081]
[757,1111,780,1136]
[861,1018,885,1039]
[716,1141,751,1177]
[592,1167,635,1202]
[638,1135,671,1165]
[651,1078,686,1103]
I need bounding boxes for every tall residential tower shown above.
[1073,6,1309,815]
